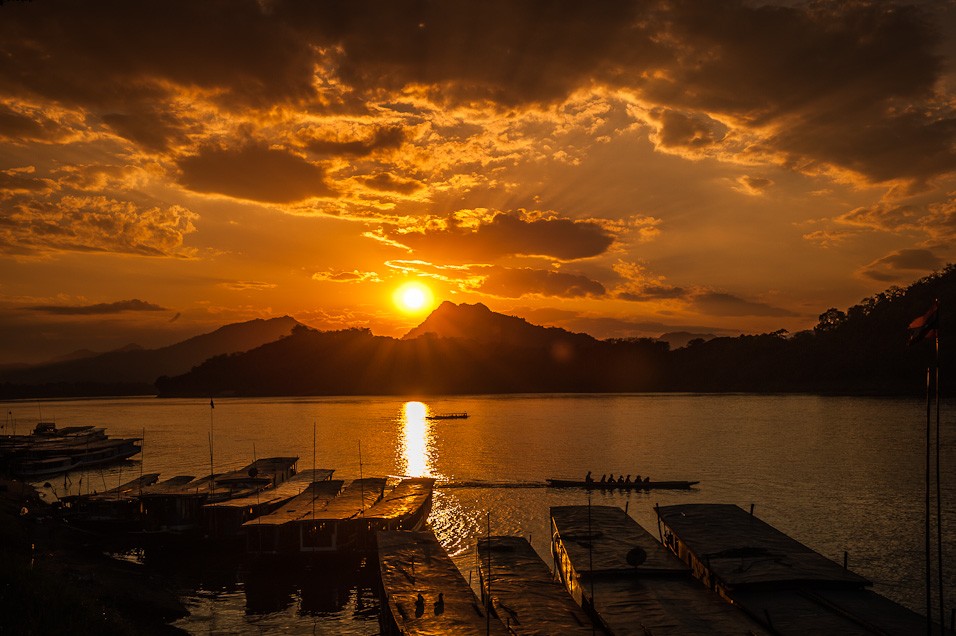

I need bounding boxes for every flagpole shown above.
[935,302,945,631]
[926,365,932,634]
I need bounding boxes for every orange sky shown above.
[2,1,956,363]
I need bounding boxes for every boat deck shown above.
[377,529,507,635]
[477,535,594,635]
[551,505,768,635]
[656,503,930,634]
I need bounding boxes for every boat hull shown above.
[546,478,699,490]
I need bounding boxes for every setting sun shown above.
[393,281,435,314]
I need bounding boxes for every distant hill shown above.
[157,266,956,397]
[0,316,303,397]
[657,331,717,350]
[403,301,596,349]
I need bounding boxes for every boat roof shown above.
[65,473,160,502]
[205,469,334,511]
[242,480,344,527]
[215,456,298,484]
[656,503,870,589]
[377,530,507,635]
[477,536,593,635]
[310,477,386,521]
[362,478,435,521]
[550,505,687,575]
[552,505,768,635]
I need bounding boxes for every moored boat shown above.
[426,412,468,420]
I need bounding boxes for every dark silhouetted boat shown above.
[546,478,699,490]
[425,412,468,420]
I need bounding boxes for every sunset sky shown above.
[3,0,956,363]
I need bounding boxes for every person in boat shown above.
[599,474,606,483]
[585,470,593,484]
[434,592,444,615]
[617,475,624,485]
[415,592,425,617]
[635,474,641,487]
[624,474,631,485]
[643,476,651,487]
[608,473,615,483]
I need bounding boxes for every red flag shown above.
[908,301,939,345]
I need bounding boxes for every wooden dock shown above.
[477,535,594,635]
[377,529,507,635]
[656,503,933,635]
[551,505,769,635]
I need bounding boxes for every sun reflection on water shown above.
[399,401,439,478]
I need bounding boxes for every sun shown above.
[393,281,435,314]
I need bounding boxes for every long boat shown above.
[477,535,594,635]
[10,437,142,478]
[426,412,468,420]
[551,505,769,635]
[656,503,930,634]
[204,468,334,538]
[546,477,699,490]
[244,479,345,555]
[377,529,507,635]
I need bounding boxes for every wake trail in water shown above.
[436,480,549,489]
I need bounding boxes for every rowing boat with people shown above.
[546,478,699,490]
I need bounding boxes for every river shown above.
[7,393,955,634]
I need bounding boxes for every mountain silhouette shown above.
[0,316,303,396]
[403,301,596,349]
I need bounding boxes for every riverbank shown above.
[0,478,187,635]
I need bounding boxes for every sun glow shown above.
[393,281,434,314]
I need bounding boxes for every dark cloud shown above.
[477,267,605,299]
[177,144,334,203]
[0,169,51,194]
[397,212,614,261]
[102,110,189,152]
[0,1,949,186]
[359,172,425,194]
[305,126,406,157]
[692,292,799,317]
[617,286,687,301]
[860,248,943,281]
[0,104,62,142]
[27,299,167,315]
[655,109,726,150]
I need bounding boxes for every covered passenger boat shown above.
[355,477,435,534]
[656,503,930,635]
[138,457,299,540]
[476,535,594,635]
[204,468,334,538]
[243,479,344,555]
[289,477,386,553]
[377,529,507,635]
[551,505,768,635]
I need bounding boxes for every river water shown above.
[7,393,956,634]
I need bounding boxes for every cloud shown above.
[0,103,64,142]
[859,248,944,281]
[218,280,279,291]
[475,267,606,299]
[0,167,53,195]
[27,299,167,315]
[692,292,799,317]
[612,261,686,301]
[305,125,406,157]
[312,269,382,283]
[359,172,425,194]
[389,211,615,261]
[651,109,727,153]
[177,144,334,203]
[0,195,197,257]
[732,175,773,196]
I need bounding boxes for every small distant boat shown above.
[425,412,468,420]
[546,478,699,491]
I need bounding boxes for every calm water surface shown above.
[7,394,956,634]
